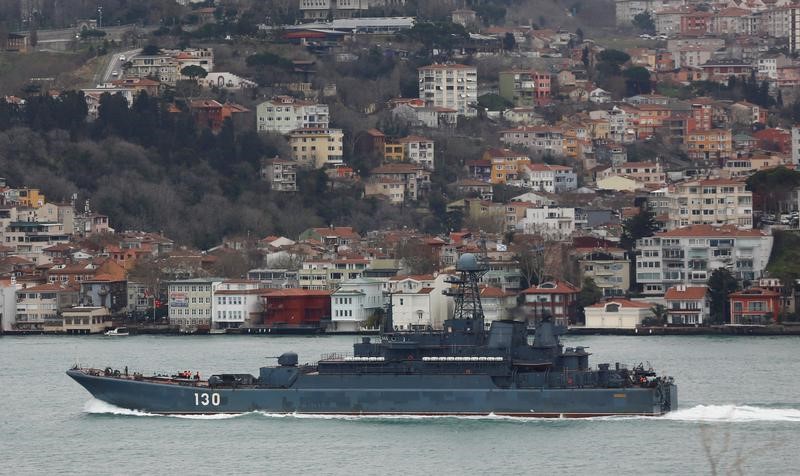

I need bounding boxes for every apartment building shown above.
[665,179,753,229]
[635,225,773,295]
[256,96,329,134]
[396,135,435,170]
[418,64,478,117]
[261,158,298,192]
[499,126,564,158]
[686,129,733,161]
[483,148,531,184]
[498,70,551,107]
[370,163,431,201]
[286,128,344,169]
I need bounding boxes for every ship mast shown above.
[446,253,487,323]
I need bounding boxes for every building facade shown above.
[418,64,478,117]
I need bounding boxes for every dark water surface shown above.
[2,334,799,475]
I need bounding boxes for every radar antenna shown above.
[445,253,487,322]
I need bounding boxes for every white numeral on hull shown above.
[194,392,221,406]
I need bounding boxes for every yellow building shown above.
[17,188,46,208]
[483,148,531,184]
[384,142,405,162]
[287,128,344,169]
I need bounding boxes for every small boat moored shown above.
[105,327,130,336]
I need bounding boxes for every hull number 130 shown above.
[194,392,221,406]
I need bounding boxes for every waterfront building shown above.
[14,283,79,331]
[584,299,655,329]
[330,277,384,332]
[388,274,453,330]
[167,278,223,330]
[212,280,266,329]
[259,289,332,329]
[728,288,780,325]
[635,225,773,295]
[61,307,111,334]
[664,285,710,325]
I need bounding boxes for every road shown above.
[14,24,151,42]
[98,48,141,84]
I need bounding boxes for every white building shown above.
[212,280,265,329]
[330,277,385,332]
[397,135,435,170]
[388,274,453,330]
[203,72,258,90]
[479,286,517,328]
[584,299,655,329]
[663,178,753,230]
[635,225,773,295]
[517,206,579,238]
[664,285,710,325]
[418,64,478,117]
[792,125,800,166]
[256,96,330,134]
[521,163,577,193]
[167,278,223,330]
[0,277,20,332]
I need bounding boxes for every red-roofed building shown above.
[664,285,710,325]
[729,287,780,325]
[480,286,517,325]
[584,299,655,329]
[522,280,580,326]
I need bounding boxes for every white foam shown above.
[663,405,800,423]
[83,399,245,420]
[82,400,800,423]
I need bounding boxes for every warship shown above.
[67,254,677,417]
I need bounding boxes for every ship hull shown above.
[68,370,676,417]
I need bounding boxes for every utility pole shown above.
[97,5,103,29]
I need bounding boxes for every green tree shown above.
[477,93,512,111]
[141,44,161,55]
[620,207,659,250]
[597,49,630,67]
[632,12,655,33]
[650,303,668,325]
[746,166,800,214]
[576,277,603,325]
[502,32,516,51]
[181,65,208,80]
[623,66,652,96]
[707,268,739,324]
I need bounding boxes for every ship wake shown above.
[83,400,800,423]
[662,405,800,423]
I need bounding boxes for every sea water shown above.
[2,334,799,475]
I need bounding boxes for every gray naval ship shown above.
[68,254,677,417]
